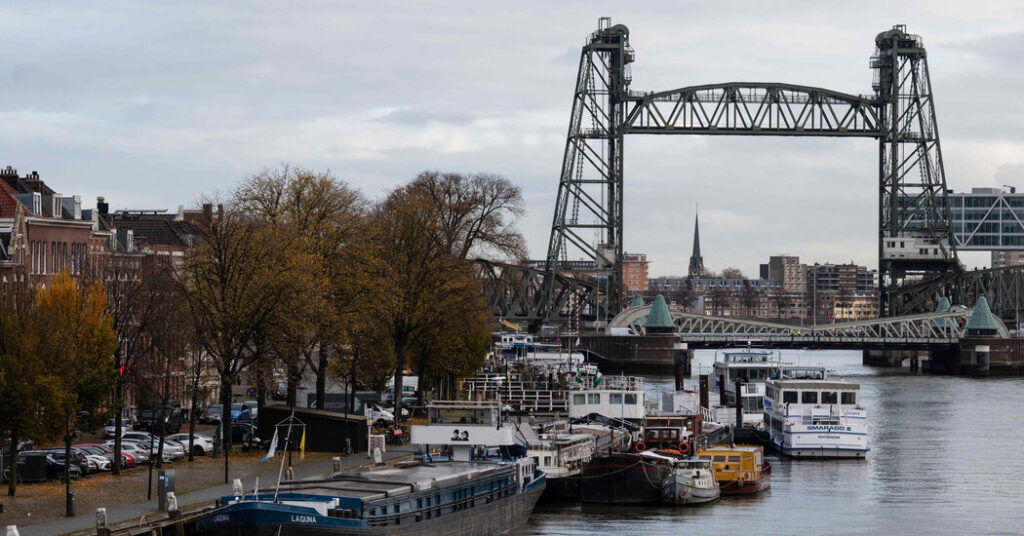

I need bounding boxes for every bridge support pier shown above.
[862,349,919,368]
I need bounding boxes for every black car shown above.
[18,451,82,481]
[45,448,93,474]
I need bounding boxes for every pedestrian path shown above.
[14,447,413,536]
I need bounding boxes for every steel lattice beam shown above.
[624,83,881,136]
[475,259,600,327]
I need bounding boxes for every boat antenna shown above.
[273,408,297,503]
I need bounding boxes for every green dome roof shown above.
[629,296,645,308]
[644,294,674,329]
[934,296,951,312]
[965,296,999,333]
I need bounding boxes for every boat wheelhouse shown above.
[660,457,720,505]
[567,375,645,421]
[763,379,868,459]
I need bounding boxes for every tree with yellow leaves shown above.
[0,272,116,495]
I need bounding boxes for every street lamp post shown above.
[65,409,88,517]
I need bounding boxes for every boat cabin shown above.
[410,401,514,461]
[764,379,863,430]
[639,414,700,451]
[697,445,766,483]
[527,433,595,479]
[568,376,645,421]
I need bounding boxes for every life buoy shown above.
[678,442,690,454]
[635,442,647,452]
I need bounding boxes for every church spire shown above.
[688,209,704,277]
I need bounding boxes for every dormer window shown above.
[32,193,41,215]
[53,194,63,218]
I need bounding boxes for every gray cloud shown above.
[0,0,1021,276]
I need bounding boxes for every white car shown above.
[102,418,133,439]
[84,454,110,471]
[166,433,215,456]
[122,432,185,461]
[104,441,150,464]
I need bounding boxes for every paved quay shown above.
[2,446,413,536]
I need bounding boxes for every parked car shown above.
[45,449,95,474]
[136,406,185,434]
[230,403,252,423]
[102,418,133,439]
[103,441,149,464]
[121,432,186,461]
[166,433,215,456]
[79,444,134,468]
[273,380,288,400]
[202,406,223,424]
[19,451,81,481]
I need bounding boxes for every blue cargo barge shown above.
[197,401,545,535]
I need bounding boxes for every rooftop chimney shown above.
[97,196,109,215]
[202,203,213,222]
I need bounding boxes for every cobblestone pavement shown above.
[0,446,413,535]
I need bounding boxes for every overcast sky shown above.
[2,1,1021,276]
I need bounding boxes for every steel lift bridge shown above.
[481,18,1023,329]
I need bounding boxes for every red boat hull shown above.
[719,461,771,495]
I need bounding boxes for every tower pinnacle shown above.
[688,210,704,277]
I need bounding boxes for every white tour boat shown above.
[711,349,827,428]
[763,378,869,459]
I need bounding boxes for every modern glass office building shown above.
[900,187,1024,250]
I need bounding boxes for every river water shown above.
[513,350,1024,536]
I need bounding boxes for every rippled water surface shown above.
[513,350,1024,536]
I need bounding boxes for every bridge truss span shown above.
[624,83,882,136]
[609,305,1008,347]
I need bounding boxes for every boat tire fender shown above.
[679,442,690,454]
[635,441,647,452]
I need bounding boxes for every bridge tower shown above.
[545,17,633,320]
[872,25,958,315]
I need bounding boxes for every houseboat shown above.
[711,349,827,428]
[527,432,596,501]
[696,445,771,495]
[579,451,674,504]
[763,378,868,459]
[196,401,545,536]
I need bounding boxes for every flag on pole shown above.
[261,429,279,462]
[594,370,604,387]
[299,427,306,461]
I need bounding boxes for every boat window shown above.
[783,391,797,403]
[821,391,838,404]
[841,392,857,405]
[609,393,622,404]
[544,456,552,466]
[801,391,818,404]
[727,455,741,462]
[573,394,585,405]
[588,394,601,404]
[712,455,726,462]
[624,393,637,405]
[699,455,712,460]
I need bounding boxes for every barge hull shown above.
[197,480,544,536]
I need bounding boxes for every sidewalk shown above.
[3,446,413,536]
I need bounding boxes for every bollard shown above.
[96,508,111,536]
[332,457,341,472]
[5,526,19,536]
[373,447,382,465]
[66,491,75,517]
[166,492,178,513]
